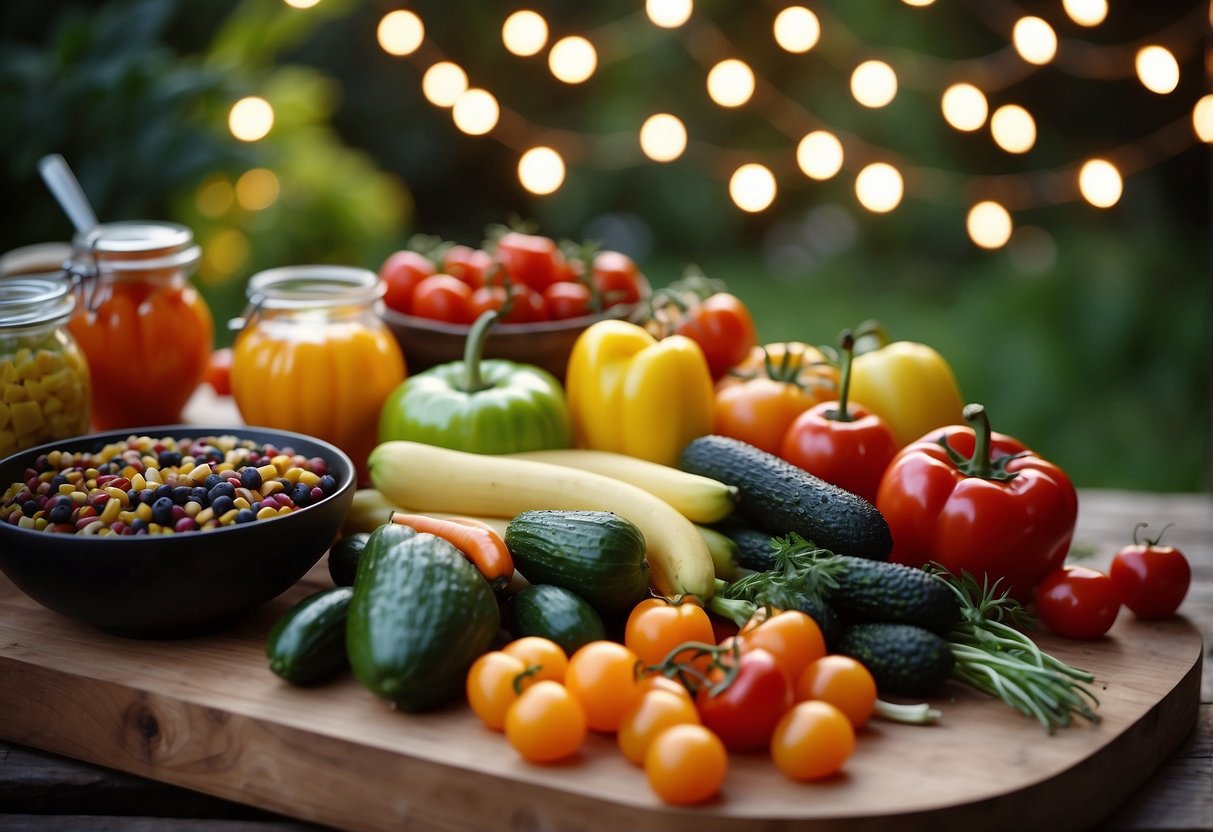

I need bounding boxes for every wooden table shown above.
[0,395,1208,830]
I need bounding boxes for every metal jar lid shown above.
[0,274,77,330]
[71,221,201,273]
[230,265,386,331]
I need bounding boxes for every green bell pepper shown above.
[377,311,573,454]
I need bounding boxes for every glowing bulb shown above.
[646,0,692,28]
[796,131,844,180]
[851,60,897,108]
[639,114,687,162]
[235,168,279,211]
[1079,159,1122,208]
[1136,46,1180,94]
[451,88,499,135]
[990,105,1036,154]
[729,164,777,212]
[422,62,468,107]
[706,59,755,107]
[1193,95,1213,142]
[228,96,274,142]
[1012,17,1057,65]
[855,163,903,213]
[1063,0,1107,26]
[283,0,320,8]
[378,10,424,56]
[901,0,935,6]
[549,36,597,84]
[518,147,565,195]
[502,10,548,57]
[773,7,820,53]
[941,83,988,131]
[966,201,1013,249]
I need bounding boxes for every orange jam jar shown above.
[67,221,213,430]
[230,266,407,478]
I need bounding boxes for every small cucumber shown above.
[508,584,606,655]
[504,510,649,612]
[680,435,893,561]
[711,519,778,572]
[829,557,961,635]
[266,586,354,686]
[328,532,370,587]
[837,622,955,697]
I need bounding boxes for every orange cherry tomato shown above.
[635,674,693,701]
[770,700,855,781]
[739,610,827,685]
[644,724,727,805]
[504,680,587,763]
[795,655,877,728]
[625,597,715,667]
[564,640,641,732]
[617,689,701,765]
[465,651,531,731]
[502,636,569,684]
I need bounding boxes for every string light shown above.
[518,147,566,194]
[729,164,777,212]
[235,168,280,211]
[549,36,597,83]
[639,114,688,162]
[647,0,693,28]
[1079,159,1123,207]
[1012,17,1057,66]
[990,104,1036,154]
[941,83,989,131]
[377,10,424,57]
[502,11,549,57]
[228,96,274,142]
[854,163,903,213]
[422,62,468,107]
[967,201,1013,249]
[1062,0,1108,27]
[796,131,844,180]
[1135,46,1180,94]
[282,0,320,8]
[706,59,755,107]
[451,88,499,135]
[773,7,820,54]
[850,60,898,108]
[1193,95,1213,142]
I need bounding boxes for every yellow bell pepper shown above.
[849,324,965,447]
[566,320,714,467]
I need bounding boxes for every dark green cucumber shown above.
[266,586,354,686]
[829,557,961,635]
[328,532,370,587]
[508,584,606,655]
[680,435,892,561]
[711,519,778,572]
[346,523,499,711]
[837,622,954,697]
[795,595,843,652]
[504,510,649,612]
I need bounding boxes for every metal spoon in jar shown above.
[37,154,101,307]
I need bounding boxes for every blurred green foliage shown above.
[1,0,1208,491]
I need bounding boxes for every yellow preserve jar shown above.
[0,274,91,458]
[230,266,406,480]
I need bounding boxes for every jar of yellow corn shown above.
[0,274,91,459]
[230,266,406,481]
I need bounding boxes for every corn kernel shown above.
[234,497,251,510]
[130,472,147,491]
[218,509,239,525]
[297,471,321,488]
[135,502,153,522]
[184,501,202,518]
[189,464,212,483]
[256,464,279,482]
[195,507,215,525]
[144,467,163,484]
[100,497,122,524]
[256,506,278,521]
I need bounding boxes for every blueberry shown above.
[208,481,235,502]
[239,467,262,490]
[204,473,224,491]
[154,484,174,501]
[234,508,256,524]
[137,488,155,505]
[172,486,193,505]
[210,495,235,516]
[290,482,312,507]
[50,474,69,490]
[157,450,183,468]
[48,503,73,525]
[317,474,337,494]
[130,518,149,533]
[151,497,175,527]
[190,486,209,504]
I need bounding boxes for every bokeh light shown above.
[990,104,1036,154]
[195,176,234,218]
[1012,17,1057,65]
[1193,95,1213,142]
[851,60,897,108]
[421,62,468,108]
[646,0,693,28]
[228,96,274,142]
[901,0,935,6]
[452,88,499,135]
[729,164,777,212]
[796,131,844,180]
[502,11,548,57]
[1079,159,1123,207]
[1062,0,1107,26]
[966,201,1013,249]
[235,168,280,211]
[518,147,566,195]
[855,163,904,212]
[773,7,820,54]
[639,114,688,162]
[941,83,988,131]
[1135,46,1180,94]
[707,59,756,107]
[283,0,320,8]
[377,10,424,57]
[549,36,597,84]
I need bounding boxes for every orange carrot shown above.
[389,511,514,588]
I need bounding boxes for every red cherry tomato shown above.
[695,646,792,751]
[411,274,475,323]
[591,251,644,308]
[204,347,233,396]
[442,245,494,289]
[379,250,436,314]
[781,400,898,503]
[673,293,757,380]
[469,285,507,319]
[496,232,561,292]
[543,281,594,320]
[1034,565,1120,639]
[1109,523,1191,618]
[502,284,548,324]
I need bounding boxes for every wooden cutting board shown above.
[0,564,1201,832]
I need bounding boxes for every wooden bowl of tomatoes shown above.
[377,231,650,381]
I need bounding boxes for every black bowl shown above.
[0,425,355,638]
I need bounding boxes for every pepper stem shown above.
[963,403,993,478]
[831,329,856,423]
[460,310,499,393]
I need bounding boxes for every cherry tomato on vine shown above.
[543,281,594,320]
[617,689,701,765]
[738,610,826,686]
[674,293,758,381]
[442,244,493,289]
[469,285,507,319]
[591,251,645,307]
[501,284,548,324]
[411,274,475,323]
[504,680,587,762]
[466,650,531,731]
[644,724,727,805]
[770,700,855,781]
[1109,523,1191,618]
[502,636,569,684]
[564,640,642,732]
[635,674,693,701]
[625,598,715,667]
[695,646,792,751]
[379,250,436,315]
[794,655,877,728]
[1035,565,1120,639]
[496,232,561,292]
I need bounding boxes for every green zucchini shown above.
[504,510,650,612]
[346,523,499,711]
[266,586,353,686]
[328,531,371,587]
[508,584,606,655]
[829,557,961,635]
[837,622,955,697]
[679,435,892,561]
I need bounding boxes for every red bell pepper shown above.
[875,403,1078,600]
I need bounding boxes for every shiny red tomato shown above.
[1109,524,1191,618]
[379,250,436,314]
[674,293,757,380]
[496,232,561,292]
[781,401,898,503]
[442,245,493,289]
[544,281,594,320]
[695,647,792,751]
[411,274,475,323]
[204,347,233,396]
[469,285,507,319]
[591,251,644,307]
[503,284,548,323]
[1034,565,1120,639]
